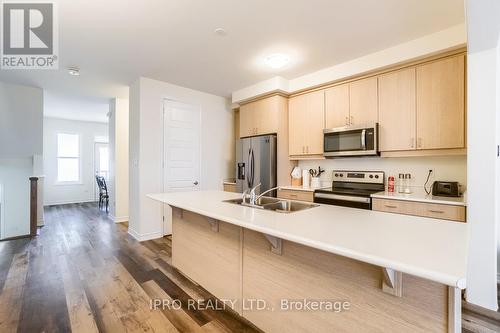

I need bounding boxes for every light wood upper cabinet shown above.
[325,84,349,128]
[325,78,377,129]
[378,68,416,151]
[416,55,465,150]
[288,90,325,156]
[239,96,281,137]
[288,94,306,156]
[349,77,378,126]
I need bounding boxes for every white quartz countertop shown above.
[371,188,466,206]
[147,190,468,289]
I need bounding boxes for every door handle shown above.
[193,181,199,185]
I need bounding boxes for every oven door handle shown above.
[361,129,366,150]
[314,193,371,203]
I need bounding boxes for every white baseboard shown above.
[109,215,129,223]
[128,228,163,242]
[44,199,97,206]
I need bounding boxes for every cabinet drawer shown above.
[277,189,314,202]
[372,198,466,222]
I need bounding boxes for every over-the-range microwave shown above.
[323,123,379,157]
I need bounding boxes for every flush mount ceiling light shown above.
[214,28,228,36]
[67,67,80,76]
[264,53,290,69]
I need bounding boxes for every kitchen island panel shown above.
[172,209,242,313]
[242,228,448,333]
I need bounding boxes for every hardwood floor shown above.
[0,203,260,333]
[0,202,499,333]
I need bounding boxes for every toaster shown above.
[432,181,460,197]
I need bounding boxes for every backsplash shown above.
[298,155,467,190]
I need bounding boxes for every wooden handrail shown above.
[29,177,38,237]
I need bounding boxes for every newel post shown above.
[29,177,38,237]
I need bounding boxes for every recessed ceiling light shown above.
[214,28,227,36]
[264,53,290,69]
[67,67,80,76]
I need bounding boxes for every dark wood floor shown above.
[1,203,499,333]
[0,203,259,333]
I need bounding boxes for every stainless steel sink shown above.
[262,200,319,213]
[223,197,318,213]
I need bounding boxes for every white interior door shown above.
[162,99,201,235]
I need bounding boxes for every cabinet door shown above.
[325,84,349,128]
[304,90,325,155]
[239,103,256,137]
[378,68,416,151]
[349,77,378,126]
[255,96,280,135]
[416,55,465,149]
[288,95,306,155]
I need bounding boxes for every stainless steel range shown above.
[314,170,385,210]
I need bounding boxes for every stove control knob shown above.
[369,175,373,178]
[375,175,379,179]
[334,173,338,177]
[340,174,343,177]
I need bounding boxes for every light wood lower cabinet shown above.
[372,198,466,222]
[223,183,237,192]
[242,229,448,333]
[277,189,314,202]
[171,209,242,313]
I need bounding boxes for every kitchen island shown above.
[148,190,468,333]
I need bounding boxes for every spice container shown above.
[388,176,395,192]
[398,173,405,193]
[404,173,412,193]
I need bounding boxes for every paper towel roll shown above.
[302,170,310,188]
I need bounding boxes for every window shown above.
[57,133,80,182]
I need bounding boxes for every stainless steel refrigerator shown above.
[235,135,277,196]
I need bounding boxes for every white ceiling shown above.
[0,0,465,118]
[43,91,110,123]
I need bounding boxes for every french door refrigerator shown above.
[235,134,277,196]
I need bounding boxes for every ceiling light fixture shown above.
[67,67,80,76]
[264,53,290,69]
[214,28,227,36]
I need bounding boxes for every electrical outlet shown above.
[428,169,435,180]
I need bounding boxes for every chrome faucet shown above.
[248,183,262,205]
[255,186,281,203]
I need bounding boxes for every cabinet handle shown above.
[410,138,415,149]
[428,209,445,214]
[417,138,422,148]
[350,115,354,125]
[384,205,398,209]
[345,116,349,125]
[290,194,298,198]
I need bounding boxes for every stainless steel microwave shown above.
[323,123,379,157]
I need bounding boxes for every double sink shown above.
[223,197,318,213]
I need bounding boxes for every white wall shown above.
[0,81,43,239]
[299,156,467,190]
[43,117,108,205]
[0,158,33,238]
[129,77,233,241]
[108,98,129,222]
[0,82,43,158]
[465,0,500,311]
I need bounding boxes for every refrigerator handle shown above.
[247,148,252,187]
[250,148,255,187]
